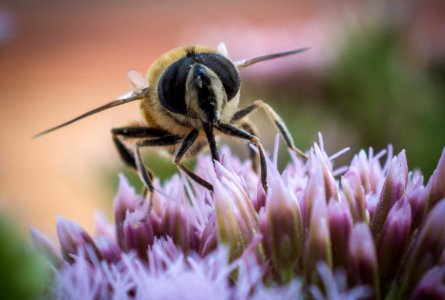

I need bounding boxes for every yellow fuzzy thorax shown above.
[146,45,222,91]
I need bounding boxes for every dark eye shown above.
[195,53,240,100]
[157,52,240,115]
[157,56,194,115]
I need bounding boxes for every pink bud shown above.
[253,182,266,212]
[113,175,144,250]
[378,200,411,288]
[350,149,386,195]
[342,168,367,223]
[261,167,303,282]
[348,223,379,298]
[411,266,445,300]
[372,151,408,239]
[313,144,339,201]
[305,192,332,280]
[213,163,258,259]
[162,203,198,254]
[327,200,352,268]
[405,186,429,231]
[123,205,154,260]
[95,236,121,264]
[303,153,326,228]
[401,199,445,296]
[426,148,445,210]
[56,218,101,264]
[199,213,217,256]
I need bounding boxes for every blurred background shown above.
[0,1,444,284]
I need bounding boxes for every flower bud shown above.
[113,174,144,250]
[342,168,367,223]
[309,144,339,202]
[303,153,326,228]
[56,218,101,264]
[350,149,386,195]
[199,213,217,256]
[401,199,445,296]
[214,162,258,260]
[426,148,445,211]
[260,168,303,282]
[371,151,408,239]
[162,203,199,254]
[123,204,154,260]
[319,147,339,202]
[348,223,379,299]
[95,236,121,264]
[253,182,266,212]
[305,192,332,280]
[378,199,411,289]
[327,200,352,268]
[410,266,445,300]
[405,186,429,232]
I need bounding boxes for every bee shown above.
[34,43,308,195]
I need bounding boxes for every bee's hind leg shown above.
[231,100,307,160]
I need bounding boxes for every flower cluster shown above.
[32,136,445,299]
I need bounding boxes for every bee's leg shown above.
[174,130,213,192]
[239,120,260,172]
[112,135,152,198]
[112,126,170,138]
[215,123,268,192]
[231,100,307,160]
[112,126,170,170]
[111,126,178,194]
[203,123,220,164]
[134,135,182,193]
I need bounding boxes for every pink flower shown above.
[31,137,445,299]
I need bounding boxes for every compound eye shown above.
[195,53,240,100]
[157,52,241,115]
[157,56,194,115]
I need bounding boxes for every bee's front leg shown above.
[174,129,214,192]
[215,123,268,193]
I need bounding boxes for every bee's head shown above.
[157,51,240,125]
[185,63,225,124]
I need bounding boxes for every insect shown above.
[34,43,308,195]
